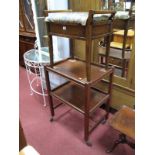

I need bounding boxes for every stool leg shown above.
[106,134,126,153]
[126,140,135,149]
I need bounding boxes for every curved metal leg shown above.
[25,62,33,95]
[34,66,39,87]
[39,66,47,106]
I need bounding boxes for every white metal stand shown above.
[23,49,50,106]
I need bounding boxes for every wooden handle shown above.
[44,9,72,16]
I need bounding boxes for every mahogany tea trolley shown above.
[44,10,115,145]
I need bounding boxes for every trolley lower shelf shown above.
[50,82,109,114]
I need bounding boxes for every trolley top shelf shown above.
[46,59,113,86]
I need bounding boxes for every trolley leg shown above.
[44,67,55,120]
[84,114,92,146]
[84,84,92,146]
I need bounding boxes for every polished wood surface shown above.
[52,82,109,114]
[47,59,112,85]
[108,106,135,139]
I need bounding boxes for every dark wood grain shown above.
[46,59,112,86]
[51,82,109,114]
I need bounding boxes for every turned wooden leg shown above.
[105,99,110,120]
